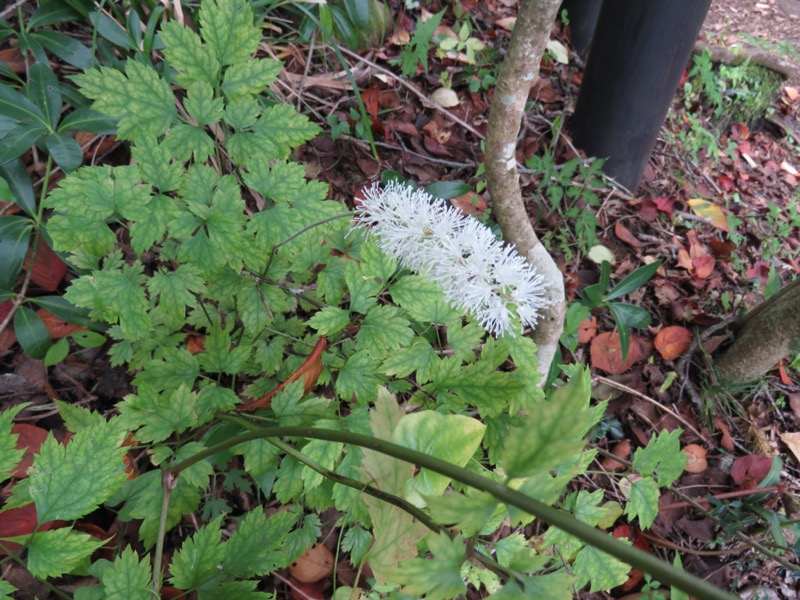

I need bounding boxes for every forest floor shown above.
[2,0,800,598]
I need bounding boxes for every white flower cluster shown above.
[354,181,549,337]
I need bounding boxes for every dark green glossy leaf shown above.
[425,181,472,201]
[27,62,62,130]
[89,11,137,50]
[598,260,612,291]
[142,6,165,55]
[328,5,358,51]
[29,2,84,28]
[0,122,46,166]
[344,0,371,28]
[126,8,143,47]
[608,302,651,329]
[14,305,52,359]
[42,132,83,172]
[59,106,118,134]
[0,159,36,216]
[33,31,93,70]
[380,170,406,185]
[607,260,662,301]
[0,216,33,290]
[617,325,631,363]
[17,29,49,65]
[0,81,48,126]
[580,283,604,310]
[30,295,99,330]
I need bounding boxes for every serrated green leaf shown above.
[184,81,225,126]
[130,136,183,192]
[307,306,350,335]
[0,581,16,598]
[102,547,152,600]
[221,58,282,100]
[344,259,380,314]
[199,326,251,374]
[394,411,484,507]
[74,60,177,140]
[26,528,105,579]
[29,419,128,522]
[632,429,686,487]
[148,266,203,330]
[129,193,179,255]
[380,339,437,382]
[335,349,384,403]
[199,0,260,66]
[389,275,458,323]
[0,404,27,483]
[500,368,598,478]
[134,347,199,393]
[301,439,343,490]
[432,356,525,419]
[170,515,225,589]
[426,490,498,536]
[221,509,274,577]
[573,544,631,592]
[342,525,372,565]
[242,159,317,203]
[625,475,660,529]
[160,21,220,88]
[359,238,397,283]
[233,438,279,476]
[117,384,199,443]
[163,123,215,163]
[356,305,413,359]
[249,104,320,161]
[14,305,51,359]
[54,400,105,433]
[391,533,467,600]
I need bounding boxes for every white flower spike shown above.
[354,181,549,337]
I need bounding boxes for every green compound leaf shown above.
[221,509,275,578]
[359,238,397,284]
[380,339,438,382]
[160,21,220,89]
[29,419,128,522]
[134,347,199,393]
[184,81,225,126]
[54,400,105,433]
[26,528,105,579]
[344,259,380,314]
[573,544,631,593]
[242,158,325,204]
[335,349,385,403]
[389,275,459,324]
[221,58,282,100]
[391,533,467,600]
[250,104,321,161]
[0,404,27,484]
[625,475,660,529]
[426,490,498,536]
[148,266,203,330]
[170,515,225,589]
[307,306,351,336]
[130,136,183,192]
[632,428,686,487]
[343,525,372,566]
[163,124,215,164]
[199,326,251,374]
[73,60,177,140]
[500,368,601,478]
[199,0,260,66]
[393,411,485,507]
[101,547,152,600]
[117,384,200,444]
[356,305,413,359]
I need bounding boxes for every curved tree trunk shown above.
[485,0,566,382]
[715,279,800,384]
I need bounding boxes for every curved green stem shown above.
[170,425,735,600]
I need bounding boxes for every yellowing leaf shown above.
[687,198,729,232]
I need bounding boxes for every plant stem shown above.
[171,425,736,600]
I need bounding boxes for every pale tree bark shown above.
[715,279,800,384]
[486,0,565,381]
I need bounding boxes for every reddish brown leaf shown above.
[289,543,334,583]
[652,196,675,216]
[614,221,647,248]
[590,332,644,375]
[450,192,487,216]
[577,316,598,344]
[691,255,715,279]
[714,417,735,452]
[0,300,17,352]
[11,423,49,479]
[708,239,735,260]
[654,326,692,360]
[37,309,86,340]
[683,444,708,474]
[0,47,26,74]
[730,455,772,489]
[361,87,381,120]
[638,197,658,221]
[27,239,68,292]
[717,174,735,192]
[0,505,61,555]
[789,393,800,421]
[612,524,649,591]
[600,440,631,472]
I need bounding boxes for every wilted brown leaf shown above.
[590,332,645,375]
[577,316,598,344]
[614,221,647,248]
[779,432,800,465]
[290,543,334,583]
[654,326,692,360]
[730,454,772,489]
[683,444,708,474]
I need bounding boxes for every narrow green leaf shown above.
[0,121,46,164]
[0,159,36,216]
[32,31,93,69]
[424,180,471,200]
[607,302,652,329]
[0,81,48,126]
[59,106,118,134]
[343,0,371,28]
[13,305,51,360]
[29,2,83,27]
[42,132,83,172]
[606,260,662,301]
[27,62,62,130]
[29,295,97,330]
[0,215,32,290]
[89,12,138,49]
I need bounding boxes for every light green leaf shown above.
[233,438,279,477]
[356,305,413,359]
[196,385,238,421]
[242,159,319,203]
[389,275,458,323]
[0,404,27,483]
[500,368,599,478]
[170,516,225,589]
[393,411,485,507]
[199,0,260,66]
[134,347,199,393]
[129,194,179,255]
[425,490,498,536]
[344,259,380,314]
[335,350,384,403]
[74,60,177,140]
[250,104,320,161]
[307,306,350,335]
[130,136,183,192]
[625,475,660,529]
[0,581,16,597]
[148,266,203,330]
[632,429,686,487]
[301,439,343,490]
[102,547,152,600]
[54,400,105,433]
[199,327,251,374]
[573,544,631,592]
[342,526,372,566]
[380,339,437,382]
[160,21,220,88]
[162,124,215,163]
[432,356,525,419]
[117,384,199,444]
[29,419,128,522]
[222,509,274,578]
[391,533,466,600]
[221,58,282,99]
[184,81,225,126]
[26,528,105,579]
[359,238,397,283]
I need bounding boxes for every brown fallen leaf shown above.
[614,221,648,248]
[779,432,800,465]
[450,192,487,216]
[600,440,631,472]
[683,444,708,474]
[730,454,772,490]
[687,198,729,232]
[654,326,692,360]
[289,543,334,583]
[590,332,645,375]
[714,417,735,452]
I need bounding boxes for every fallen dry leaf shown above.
[11,424,49,479]
[600,440,631,472]
[289,543,334,583]
[37,309,86,340]
[654,326,692,360]
[683,444,708,474]
[779,432,800,465]
[614,221,648,248]
[577,316,598,344]
[714,417,735,452]
[687,198,729,232]
[450,192,487,216]
[730,454,772,489]
[590,332,645,375]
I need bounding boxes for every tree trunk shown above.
[485,0,566,382]
[715,279,800,384]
